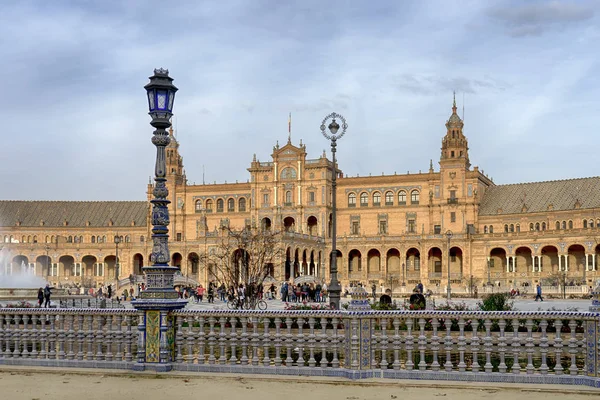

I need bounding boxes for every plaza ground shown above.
[0,367,598,400]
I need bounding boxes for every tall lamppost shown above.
[114,235,121,281]
[320,112,347,310]
[45,245,50,278]
[487,257,492,286]
[446,230,453,300]
[133,68,186,311]
[402,262,406,286]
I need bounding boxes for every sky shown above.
[1,0,599,201]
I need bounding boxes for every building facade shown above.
[1,98,599,291]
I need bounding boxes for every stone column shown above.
[344,286,372,373]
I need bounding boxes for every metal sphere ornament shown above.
[320,112,348,141]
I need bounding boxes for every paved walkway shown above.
[0,367,598,400]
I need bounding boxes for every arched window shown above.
[348,193,356,207]
[510,224,514,232]
[398,191,407,204]
[33,235,37,243]
[489,226,494,233]
[555,221,560,230]
[125,235,130,243]
[385,191,393,205]
[238,198,246,212]
[280,167,297,180]
[529,223,534,231]
[227,198,235,212]
[373,192,381,206]
[216,199,224,212]
[562,221,566,230]
[91,236,96,244]
[504,224,509,233]
[74,236,79,243]
[597,219,600,228]
[541,222,546,231]
[583,219,588,229]
[535,223,540,231]
[140,235,145,243]
[195,200,202,211]
[484,226,488,234]
[206,199,213,212]
[360,192,368,207]
[102,235,107,243]
[516,224,520,232]
[590,219,594,228]
[67,236,73,243]
[410,190,420,204]
[285,191,292,205]
[568,220,573,229]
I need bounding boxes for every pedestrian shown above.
[37,287,44,307]
[208,283,214,303]
[281,282,288,302]
[535,284,544,302]
[371,283,377,300]
[43,284,52,308]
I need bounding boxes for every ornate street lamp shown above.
[446,230,453,300]
[133,68,186,311]
[114,235,121,281]
[320,112,347,310]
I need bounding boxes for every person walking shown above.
[37,287,44,307]
[43,284,52,308]
[535,284,544,302]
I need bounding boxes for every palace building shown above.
[1,97,599,291]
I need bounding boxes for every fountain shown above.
[0,250,65,300]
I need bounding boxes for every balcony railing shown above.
[447,198,458,204]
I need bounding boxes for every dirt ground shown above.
[0,368,598,400]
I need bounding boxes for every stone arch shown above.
[172,253,183,268]
[283,216,295,232]
[59,255,75,279]
[307,215,318,236]
[489,247,507,281]
[285,247,292,281]
[36,255,52,277]
[406,248,421,275]
[293,248,300,278]
[133,253,144,275]
[367,249,381,273]
[188,252,199,275]
[82,255,97,278]
[428,247,442,275]
[515,246,532,274]
[302,249,309,275]
[216,198,224,212]
[386,248,401,276]
[104,255,116,280]
[348,249,362,273]
[238,197,246,212]
[261,217,272,231]
[449,246,463,278]
[541,245,558,273]
[567,244,585,276]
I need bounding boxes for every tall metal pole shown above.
[446,230,453,300]
[487,257,491,286]
[115,237,119,281]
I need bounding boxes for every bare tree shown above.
[200,227,283,298]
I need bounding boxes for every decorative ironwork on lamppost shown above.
[133,68,186,311]
[446,230,453,300]
[114,235,121,281]
[320,112,347,310]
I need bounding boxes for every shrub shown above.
[477,292,514,312]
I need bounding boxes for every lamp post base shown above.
[446,285,452,300]
[328,280,341,310]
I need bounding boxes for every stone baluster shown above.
[218,316,227,365]
[39,313,47,359]
[104,315,113,361]
[430,318,440,371]
[392,317,401,370]
[30,314,39,359]
[198,316,206,364]
[380,317,389,370]
[539,320,549,374]
[331,317,340,368]
[418,318,427,371]
[251,316,260,366]
[67,314,75,360]
[349,316,360,369]
[525,319,534,374]
[568,319,578,375]
[553,318,563,374]
[13,313,21,358]
[48,314,56,359]
[22,313,31,358]
[307,317,316,367]
[319,317,328,368]
[297,317,305,367]
[229,317,237,365]
[470,319,480,372]
[135,312,145,364]
[76,315,85,361]
[185,317,194,364]
[95,315,104,360]
[240,316,249,365]
[444,317,453,372]
[262,316,271,367]
[273,317,282,367]
[207,316,216,364]
[124,315,133,363]
[511,318,521,374]
[175,316,184,363]
[405,318,414,370]
[114,314,123,361]
[457,318,466,372]
[483,319,492,372]
[497,319,507,373]
[56,314,66,360]
[285,317,293,366]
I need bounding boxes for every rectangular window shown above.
[309,191,315,203]
[262,194,269,207]
[414,257,421,270]
[351,221,360,235]
[434,225,441,234]
[450,212,456,223]
[408,219,416,233]
[435,185,440,198]
[176,232,182,241]
[450,190,456,199]
[467,184,473,197]
[379,221,387,235]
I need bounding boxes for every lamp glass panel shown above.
[157,91,167,110]
[168,92,174,111]
[148,90,155,111]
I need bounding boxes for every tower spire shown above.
[452,91,457,114]
[287,112,292,144]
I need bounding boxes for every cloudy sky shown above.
[2,0,599,200]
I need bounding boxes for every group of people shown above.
[279,282,327,303]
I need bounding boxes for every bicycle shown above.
[245,297,267,310]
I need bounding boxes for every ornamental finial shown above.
[154,68,169,76]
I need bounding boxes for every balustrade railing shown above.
[0,308,599,387]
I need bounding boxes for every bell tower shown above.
[440,92,470,170]
[166,126,186,185]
